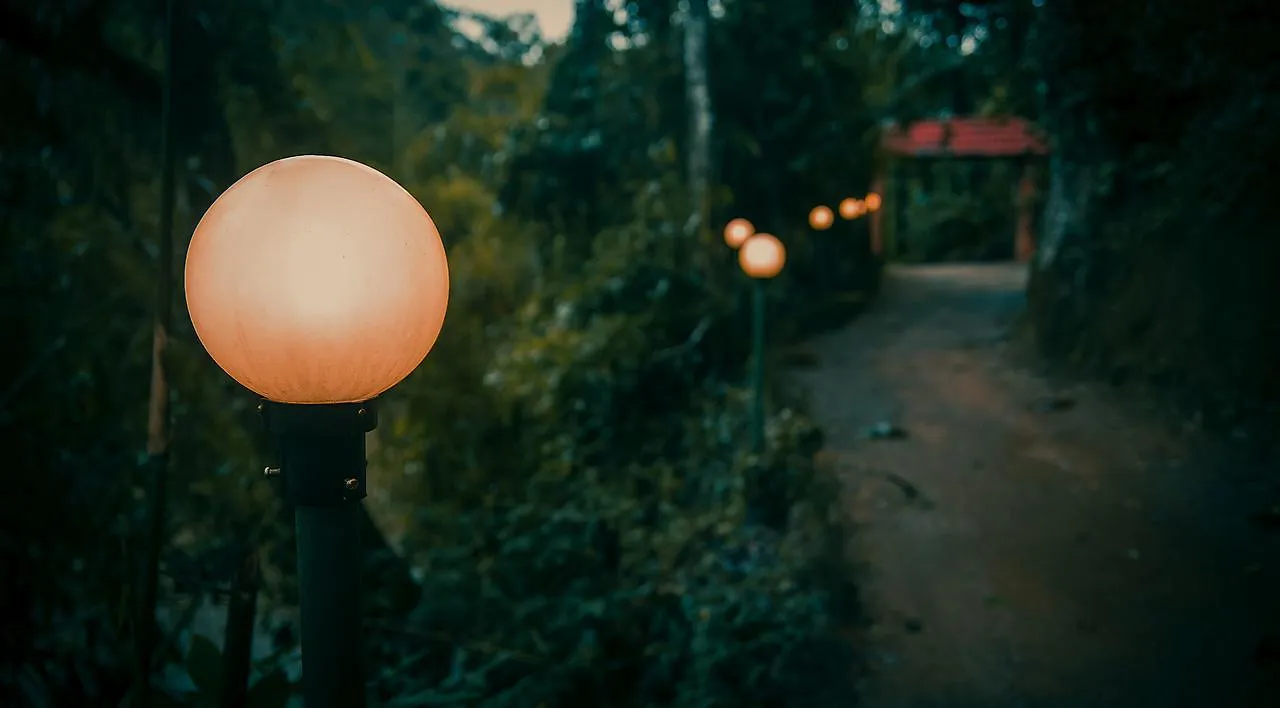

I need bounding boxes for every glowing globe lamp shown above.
[185,154,449,405]
[738,233,786,280]
[865,192,882,212]
[184,154,450,708]
[808,205,834,231]
[723,217,755,249]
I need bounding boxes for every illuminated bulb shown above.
[809,205,834,231]
[865,192,882,212]
[723,218,755,249]
[184,155,450,404]
[738,233,786,279]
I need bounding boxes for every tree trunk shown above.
[219,548,259,708]
[682,0,713,276]
[1033,153,1096,273]
[136,1,177,702]
[1026,152,1097,354]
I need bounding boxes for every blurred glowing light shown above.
[739,233,786,279]
[809,205,834,231]
[839,198,867,219]
[723,217,755,249]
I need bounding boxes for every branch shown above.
[364,621,545,664]
[654,315,714,361]
[881,59,969,118]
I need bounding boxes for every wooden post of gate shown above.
[870,170,885,257]
[1014,160,1036,262]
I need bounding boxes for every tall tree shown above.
[135,0,177,699]
[682,0,713,276]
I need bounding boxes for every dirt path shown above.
[791,263,1280,708]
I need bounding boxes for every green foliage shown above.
[144,633,294,707]
[502,0,883,310]
[372,187,857,705]
[186,635,222,697]
[895,160,1025,262]
[876,0,1279,421]
[2,1,872,706]
[1020,0,1280,422]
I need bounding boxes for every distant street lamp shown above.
[184,155,450,708]
[838,197,866,220]
[723,217,755,249]
[808,205,834,231]
[865,192,882,212]
[737,233,786,451]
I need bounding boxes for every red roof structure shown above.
[881,116,1049,157]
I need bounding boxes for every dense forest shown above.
[2,0,1276,706]
[1025,0,1280,431]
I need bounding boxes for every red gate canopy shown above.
[882,117,1049,157]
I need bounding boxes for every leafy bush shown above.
[367,195,858,707]
[1024,0,1280,425]
[895,161,1023,263]
[1,2,871,705]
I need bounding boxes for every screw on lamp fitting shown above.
[258,400,377,507]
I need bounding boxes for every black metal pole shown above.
[263,401,376,708]
[751,278,766,453]
[295,506,362,706]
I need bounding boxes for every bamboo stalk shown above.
[135,0,177,703]
[219,548,260,708]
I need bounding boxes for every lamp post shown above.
[737,233,786,451]
[184,155,450,707]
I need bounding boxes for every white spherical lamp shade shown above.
[184,155,450,404]
[738,233,786,279]
[723,218,755,249]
